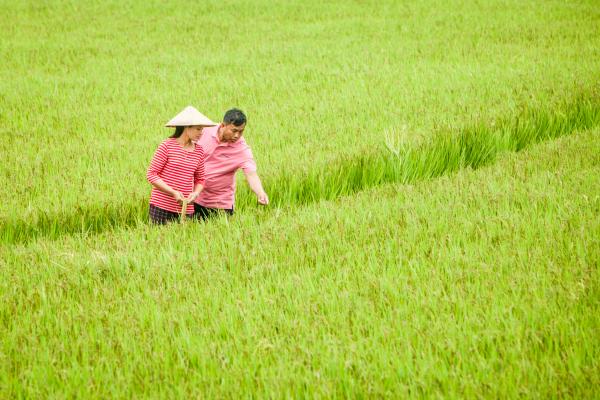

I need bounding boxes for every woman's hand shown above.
[186,191,201,203]
[172,190,186,204]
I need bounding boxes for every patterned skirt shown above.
[149,204,191,225]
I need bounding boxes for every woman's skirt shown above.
[149,204,191,225]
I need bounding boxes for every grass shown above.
[2,90,599,244]
[1,130,598,397]
[244,90,600,207]
[1,0,600,397]
[1,0,600,226]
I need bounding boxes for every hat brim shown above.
[165,106,217,128]
[165,122,217,127]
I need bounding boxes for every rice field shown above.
[1,0,599,397]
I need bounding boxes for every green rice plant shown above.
[1,1,599,396]
[2,90,599,244]
[238,90,600,208]
[1,129,598,398]
[2,0,600,233]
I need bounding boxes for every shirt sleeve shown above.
[146,141,168,184]
[194,147,206,186]
[241,147,257,173]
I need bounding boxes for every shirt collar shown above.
[212,126,241,147]
[211,126,226,145]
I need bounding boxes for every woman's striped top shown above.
[147,138,205,214]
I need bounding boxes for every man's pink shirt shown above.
[195,125,257,209]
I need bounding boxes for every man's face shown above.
[219,123,245,143]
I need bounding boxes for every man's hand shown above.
[245,171,269,206]
[257,191,269,205]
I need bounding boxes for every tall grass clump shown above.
[238,91,600,208]
[0,198,148,245]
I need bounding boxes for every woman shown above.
[146,106,216,224]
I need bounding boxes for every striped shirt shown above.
[147,138,205,214]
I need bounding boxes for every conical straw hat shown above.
[165,106,217,127]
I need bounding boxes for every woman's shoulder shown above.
[152,138,177,156]
[158,138,177,148]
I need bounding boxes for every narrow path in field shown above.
[2,93,599,245]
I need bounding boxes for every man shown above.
[193,108,268,219]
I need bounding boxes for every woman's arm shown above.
[187,183,204,203]
[147,142,185,203]
[151,179,185,203]
[187,148,206,202]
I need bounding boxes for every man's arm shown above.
[244,170,269,205]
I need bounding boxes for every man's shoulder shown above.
[237,139,254,160]
[198,127,217,146]
[237,138,252,150]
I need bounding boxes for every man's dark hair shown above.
[223,108,247,127]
